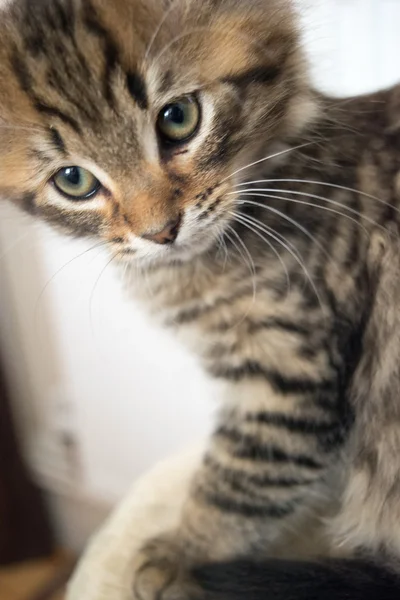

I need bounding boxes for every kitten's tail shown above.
[192,558,400,600]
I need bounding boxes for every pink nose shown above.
[141,214,181,245]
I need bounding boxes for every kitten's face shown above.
[0,0,311,266]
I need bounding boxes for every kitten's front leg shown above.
[133,372,344,600]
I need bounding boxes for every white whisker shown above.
[233,178,400,218]
[0,124,42,133]
[231,209,323,300]
[89,254,117,339]
[152,27,212,63]
[228,211,291,294]
[232,189,371,237]
[235,212,303,261]
[230,210,325,314]
[225,224,257,296]
[220,143,314,185]
[144,0,181,61]
[223,224,258,330]
[0,229,33,262]
[228,200,329,312]
[143,257,158,299]
[34,241,110,336]
[233,194,330,261]
[214,223,229,269]
[36,240,108,310]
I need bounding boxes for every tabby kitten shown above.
[2,0,400,598]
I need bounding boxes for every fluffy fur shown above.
[2,0,400,598]
[192,559,400,600]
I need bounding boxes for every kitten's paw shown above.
[132,534,196,600]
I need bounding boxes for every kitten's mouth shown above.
[115,218,225,266]
[112,192,234,266]
[144,236,217,265]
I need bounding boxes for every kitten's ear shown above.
[197,0,299,82]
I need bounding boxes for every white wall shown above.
[299,0,400,96]
[1,0,400,550]
[0,212,215,496]
[0,207,217,548]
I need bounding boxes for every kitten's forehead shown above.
[3,0,297,76]
[0,0,297,124]
[0,0,302,191]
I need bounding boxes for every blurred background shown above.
[1,0,400,597]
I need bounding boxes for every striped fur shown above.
[1,1,400,598]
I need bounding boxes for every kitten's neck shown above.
[124,252,228,314]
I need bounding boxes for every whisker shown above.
[225,223,257,296]
[152,26,213,63]
[224,224,258,330]
[0,120,43,134]
[214,223,229,269]
[228,211,291,294]
[237,212,306,266]
[35,241,109,330]
[220,143,314,185]
[0,228,33,263]
[230,210,325,314]
[233,178,400,218]
[143,256,158,299]
[121,260,129,286]
[232,190,371,237]
[149,16,287,85]
[232,210,320,298]
[89,254,117,339]
[144,0,181,61]
[232,193,330,261]
[236,192,369,299]
[236,212,303,261]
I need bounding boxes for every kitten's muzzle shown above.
[141,214,181,245]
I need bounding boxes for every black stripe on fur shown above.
[192,559,400,600]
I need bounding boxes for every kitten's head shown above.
[0,0,313,265]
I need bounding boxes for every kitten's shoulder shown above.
[354,82,400,133]
[384,82,400,133]
[321,82,400,139]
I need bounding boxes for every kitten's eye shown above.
[53,166,100,200]
[157,95,200,143]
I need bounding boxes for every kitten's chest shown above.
[130,260,241,325]
[125,258,319,362]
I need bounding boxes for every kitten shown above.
[1,0,400,598]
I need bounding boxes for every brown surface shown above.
[0,551,74,600]
[0,358,54,565]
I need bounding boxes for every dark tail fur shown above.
[192,559,400,600]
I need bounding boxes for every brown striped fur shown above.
[2,1,400,598]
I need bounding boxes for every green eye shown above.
[157,95,200,143]
[53,166,100,200]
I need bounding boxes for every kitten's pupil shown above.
[165,105,185,125]
[64,167,81,187]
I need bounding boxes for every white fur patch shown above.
[66,443,206,600]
